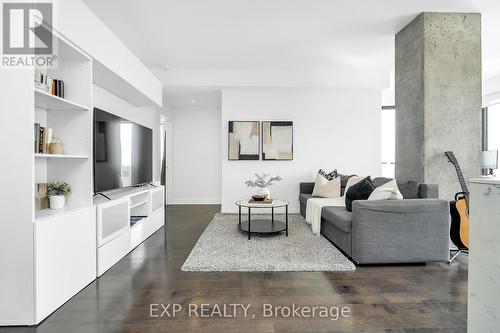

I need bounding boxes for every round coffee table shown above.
[235,199,289,240]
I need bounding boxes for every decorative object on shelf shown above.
[481,150,498,176]
[47,181,72,210]
[228,121,260,160]
[35,183,49,210]
[262,121,293,160]
[49,138,64,155]
[245,173,282,199]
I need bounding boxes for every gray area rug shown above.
[181,213,355,272]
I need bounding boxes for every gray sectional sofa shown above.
[299,177,450,264]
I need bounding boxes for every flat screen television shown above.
[93,108,153,193]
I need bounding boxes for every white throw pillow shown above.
[368,179,403,200]
[312,174,341,198]
[343,176,363,195]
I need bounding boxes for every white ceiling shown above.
[83,0,500,106]
[163,86,221,109]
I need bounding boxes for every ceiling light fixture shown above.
[161,64,171,71]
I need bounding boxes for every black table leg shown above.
[248,207,251,240]
[271,207,274,224]
[238,205,241,227]
[286,205,288,237]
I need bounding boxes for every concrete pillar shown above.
[395,12,482,200]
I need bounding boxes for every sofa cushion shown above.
[368,179,403,200]
[299,193,313,205]
[344,175,363,195]
[300,182,315,195]
[321,206,352,233]
[373,177,392,187]
[373,177,420,199]
[345,176,376,212]
[337,173,356,196]
[312,174,341,198]
[397,180,420,199]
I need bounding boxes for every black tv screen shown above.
[93,108,153,193]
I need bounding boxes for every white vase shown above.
[257,187,271,198]
[49,195,66,210]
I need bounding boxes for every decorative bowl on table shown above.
[251,195,266,201]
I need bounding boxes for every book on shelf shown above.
[34,123,40,153]
[34,70,65,98]
[34,123,53,154]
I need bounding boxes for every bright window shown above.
[381,108,395,178]
[487,104,500,175]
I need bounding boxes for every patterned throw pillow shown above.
[318,169,338,181]
[312,173,341,198]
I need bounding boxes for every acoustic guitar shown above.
[444,151,469,249]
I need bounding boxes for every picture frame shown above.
[261,121,293,160]
[228,121,260,160]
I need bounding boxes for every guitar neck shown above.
[454,166,469,194]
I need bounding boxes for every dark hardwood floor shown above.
[1,205,468,333]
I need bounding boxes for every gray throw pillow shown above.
[345,176,376,212]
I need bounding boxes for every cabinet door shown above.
[97,197,130,247]
[35,207,96,323]
[150,186,165,215]
[468,183,500,333]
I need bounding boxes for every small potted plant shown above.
[245,173,282,199]
[47,181,71,210]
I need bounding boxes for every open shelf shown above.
[35,153,89,159]
[35,89,89,111]
[129,200,148,209]
[34,203,90,222]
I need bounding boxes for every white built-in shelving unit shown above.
[0,21,164,327]
[0,28,96,325]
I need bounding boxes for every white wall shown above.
[167,106,222,204]
[221,88,382,213]
[93,85,161,183]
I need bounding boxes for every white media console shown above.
[93,185,165,276]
